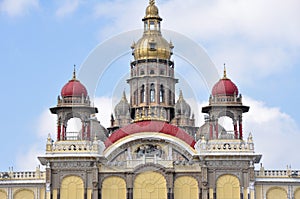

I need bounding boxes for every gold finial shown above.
[72,64,76,80]
[150,0,155,5]
[223,63,227,79]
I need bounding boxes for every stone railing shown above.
[46,140,104,155]
[255,170,299,178]
[0,171,45,181]
[196,138,255,154]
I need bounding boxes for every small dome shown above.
[61,69,88,97]
[211,67,238,96]
[132,35,173,60]
[144,1,160,20]
[114,92,130,117]
[175,90,191,117]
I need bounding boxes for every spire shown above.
[121,90,128,102]
[178,90,184,101]
[150,0,155,5]
[72,64,77,80]
[223,63,227,79]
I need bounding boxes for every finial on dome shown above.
[178,90,184,101]
[223,63,227,79]
[121,90,127,101]
[72,64,77,80]
[150,0,155,5]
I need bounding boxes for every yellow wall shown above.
[295,188,300,199]
[0,190,7,199]
[174,176,198,199]
[14,189,34,199]
[134,171,167,199]
[266,187,287,199]
[61,175,84,199]
[102,176,126,199]
[216,175,240,199]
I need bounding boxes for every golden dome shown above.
[143,0,161,20]
[132,34,173,60]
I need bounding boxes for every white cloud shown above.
[37,109,56,138]
[15,144,44,171]
[93,0,300,86]
[243,96,300,169]
[55,0,80,18]
[0,0,39,17]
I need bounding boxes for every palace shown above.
[0,1,299,199]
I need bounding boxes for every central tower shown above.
[128,0,177,122]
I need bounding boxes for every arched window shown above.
[160,85,164,103]
[141,85,145,103]
[150,83,155,102]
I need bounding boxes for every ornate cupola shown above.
[128,0,178,123]
[202,65,249,140]
[50,67,98,141]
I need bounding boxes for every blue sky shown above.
[0,0,300,171]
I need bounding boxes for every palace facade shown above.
[0,1,299,199]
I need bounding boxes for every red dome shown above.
[61,79,88,97]
[212,78,239,96]
[105,121,196,148]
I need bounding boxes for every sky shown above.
[0,0,300,171]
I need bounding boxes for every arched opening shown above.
[141,85,145,103]
[14,189,34,199]
[174,176,198,199]
[160,85,164,103]
[150,83,155,103]
[133,171,167,199]
[102,176,126,199]
[66,118,82,140]
[61,175,84,199]
[267,187,287,199]
[216,175,240,199]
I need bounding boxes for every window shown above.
[150,43,156,50]
[141,85,145,103]
[160,85,164,103]
[150,69,155,74]
[140,70,144,75]
[150,84,155,102]
[150,21,155,30]
[160,70,164,75]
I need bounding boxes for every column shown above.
[239,118,243,139]
[215,119,219,139]
[57,122,61,141]
[233,120,238,139]
[209,123,213,140]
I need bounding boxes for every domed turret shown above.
[114,91,130,117]
[61,68,88,97]
[212,67,238,96]
[175,90,191,117]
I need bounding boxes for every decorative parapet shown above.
[255,170,300,178]
[195,134,255,154]
[46,134,104,155]
[0,168,45,181]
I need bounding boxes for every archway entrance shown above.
[133,171,167,199]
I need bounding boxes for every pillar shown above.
[215,119,219,139]
[209,123,213,140]
[57,123,61,141]
[234,120,238,139]
[239,120,243,139]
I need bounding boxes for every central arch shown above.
[61,175,84,199]
[133,171,167,199]
[216,175,240,199]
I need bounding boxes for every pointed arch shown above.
[266,187,287,199]
[216,175,240,199]
[150,83,155,102]
[14,189,34,199]
[61,175,84,199]
[102,176,126,199]
[174,176,198,199]
[133,171,167,199]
